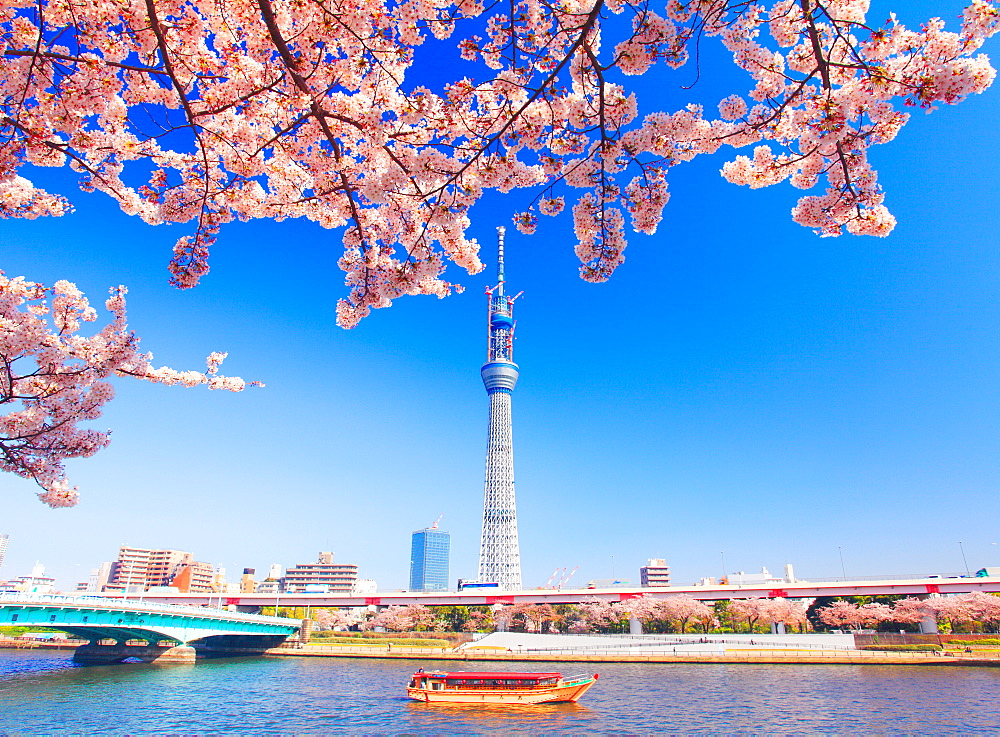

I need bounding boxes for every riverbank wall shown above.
[266,643,1000,667]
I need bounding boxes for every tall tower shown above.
[478,227,522,590]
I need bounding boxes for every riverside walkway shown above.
[0,593,303,664]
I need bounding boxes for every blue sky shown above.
[1,0,998,591]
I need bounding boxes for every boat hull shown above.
[407,678,596,705]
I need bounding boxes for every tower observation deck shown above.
[478,227,522,590]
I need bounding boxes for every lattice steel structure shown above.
[478,227,523,590]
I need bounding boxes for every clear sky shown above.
[1,0,997,592]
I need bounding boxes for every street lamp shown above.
[959,541,971,577]
[838,547,846,581]
[721,551,726,583]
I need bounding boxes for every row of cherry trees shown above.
[573,595,810,633]
[816,592,1000,632]
[312,594,811,634]
[310,593,1000,634]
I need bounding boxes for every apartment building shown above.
[104,545,214,592]
[283,552,358,593]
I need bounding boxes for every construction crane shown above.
[430,514,444,530]
[557,566,579,588]
[544,568,565,589]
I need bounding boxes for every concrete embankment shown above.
[266,644,1000,667]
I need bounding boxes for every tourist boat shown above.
[406,670,599,705]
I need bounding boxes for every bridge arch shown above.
[1,593,302,664]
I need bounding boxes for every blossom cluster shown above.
[0,273,256,506]
[1,0,997,322]
[363,604,438,631]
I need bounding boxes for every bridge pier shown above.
[72,643,196,665]
[919,615,938,634]
[920,593,940,634]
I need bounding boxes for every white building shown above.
[1,563,56,594]
[353,579,378,595]
[727,566,786,586]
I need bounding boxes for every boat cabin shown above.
[409,671,563,691]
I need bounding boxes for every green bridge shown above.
[0,593,303,664]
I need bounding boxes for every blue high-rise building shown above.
[409,523,450,592]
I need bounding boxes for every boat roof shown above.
[416,671,562,679]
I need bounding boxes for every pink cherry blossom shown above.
[313,608,359,630]
[886,597,931,627]
[0,273,256,507]
[366,604,437,631]
[729,597,773,631]
[925,592,1000,631]
[0,0,995,326]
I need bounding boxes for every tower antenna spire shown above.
[496,226,506,296]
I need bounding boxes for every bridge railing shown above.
[778,572,972,584]
[0,592,298,627]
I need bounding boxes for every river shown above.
[1,650,998,732]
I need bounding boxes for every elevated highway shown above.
[131,574,1000,611]
[0,593,303,664]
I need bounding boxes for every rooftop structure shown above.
[726,566,786,586]
[478,227,523,591]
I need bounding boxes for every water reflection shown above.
[1,650,998,733]
[405,698,592,731]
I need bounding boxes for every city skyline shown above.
[0,0,997,595]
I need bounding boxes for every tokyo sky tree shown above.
[477,227,523,590]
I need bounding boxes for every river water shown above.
[1,650,998,733]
